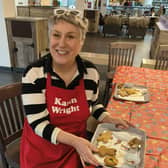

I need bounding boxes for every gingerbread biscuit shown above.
[128,137,142,149]
[97,145,107,157]
[118,87,139,97]
[104,155,118,167]
[117,83,124,89]
[106,147,117,156]
[97,145,117,157]
[97,131,113,143]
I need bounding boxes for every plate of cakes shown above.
[113,83,150,102]
[91,123,146,168]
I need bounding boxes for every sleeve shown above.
[22,67,61,144]
[86,66,110,122]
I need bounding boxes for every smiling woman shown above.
[20,8,130,168]
[49,9,88,40]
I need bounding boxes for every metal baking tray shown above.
[91,123,146,168]
[113,83,150,102]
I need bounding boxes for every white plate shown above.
[113,83,150,102]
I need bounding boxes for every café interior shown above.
[0,0,168,168]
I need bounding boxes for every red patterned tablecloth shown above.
[106,66,168,168]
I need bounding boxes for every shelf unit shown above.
[150,21,168,59]
[84,9,99,33]
[5,17,48,69]
[152,0,168,7]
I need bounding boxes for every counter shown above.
[6,16,48,68]
[17,6,60,17]
[150,21,168,58]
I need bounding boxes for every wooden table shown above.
[106,66,168,168]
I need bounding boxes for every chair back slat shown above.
[0,82,24,147]
[155,45,168,70]
[108,42,136,72]
[0,102,11,138]
[7,98,18,131]
[15,96,25,129]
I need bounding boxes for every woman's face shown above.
[49,20,84,66]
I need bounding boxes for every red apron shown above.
[20,73,90,168]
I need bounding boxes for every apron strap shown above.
[47,73,52,88]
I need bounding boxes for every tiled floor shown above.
[83,31,152,67]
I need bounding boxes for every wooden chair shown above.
[108,42,136,71]
[103,15,122,37]
[128,17,149,38]
[155,45,168,70]
[0,82,24,168]
[103,42,136,106]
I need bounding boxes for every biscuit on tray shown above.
[96,130,113,143]
[104,155,118,167]
[93,129,143,168]
[97,145,117,157]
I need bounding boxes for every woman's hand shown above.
[101,115,133,129]
[72,136,100,167]
[57,130,100,166]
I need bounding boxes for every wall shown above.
[15,0,28,6]
[76,0,85,15]
[144,0,152,5]
[100,0,107,16]
[40,0,51,6]
[2,0,16,17]
[0,0,16,67]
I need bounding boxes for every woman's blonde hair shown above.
[48,9,88,40]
